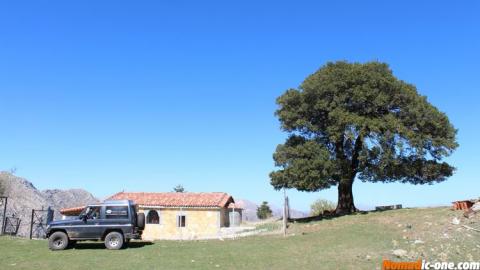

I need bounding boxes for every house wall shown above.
[140,207,221,240]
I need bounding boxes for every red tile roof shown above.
[107,191,234,208]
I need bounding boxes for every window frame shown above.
[176,214,186,228]
[146,210,160,224]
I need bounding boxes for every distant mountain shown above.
[0,172,99,237]
[235,198,308,222]
[42,189,98,212]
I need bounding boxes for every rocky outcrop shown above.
[42,189,98,212]
[0,172,99,237]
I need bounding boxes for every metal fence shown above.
[30,207,54,239]
[3,216,21,235]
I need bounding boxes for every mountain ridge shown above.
[0,172,99,237]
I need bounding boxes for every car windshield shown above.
[78,206,96,217]
[79,207,88,217]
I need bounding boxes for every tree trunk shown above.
[335,178,357,214]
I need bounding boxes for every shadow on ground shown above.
[73,241,154,250]
[289,210,371,223]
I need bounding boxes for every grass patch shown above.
[1,207,479,270]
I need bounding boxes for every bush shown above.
[310,199,336,216]
[256,201,273,220]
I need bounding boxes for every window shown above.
[177,215,186,227]
[146,210,160,224]
[88,206,101,220]
[105,206,128,219]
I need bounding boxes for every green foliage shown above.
[173,185,185,193]
[256,201,273,220]
[310,199,336,216]
[270,61,458,212]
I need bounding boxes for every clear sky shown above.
[1,1,479,212]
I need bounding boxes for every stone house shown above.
[60,191,243,240]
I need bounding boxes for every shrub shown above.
[256,201,273,220]
[310,199,336,216]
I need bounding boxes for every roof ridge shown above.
[118,191,228,195]
[106,190,125,200]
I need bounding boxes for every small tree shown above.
[257,201,273,219]
[173,185,185,193]
[310,199,336,216]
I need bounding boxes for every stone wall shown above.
[141,207,221,240]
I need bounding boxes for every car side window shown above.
[105,206,129,219]
[88,206,101,220]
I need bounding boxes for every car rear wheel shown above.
[104,232,123,250]
[48,232,69,251]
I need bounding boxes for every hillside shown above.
[0,172,99,237]
[236,198,307,222]
[1,207,479,269]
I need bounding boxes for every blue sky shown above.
[0,1,479,212]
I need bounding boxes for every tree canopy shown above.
[173,185,185,193]
[270,61,458,214]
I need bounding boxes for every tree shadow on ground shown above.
[72,241,154,250]
[289,210,369,224]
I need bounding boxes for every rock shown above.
[463,209,476,218]
[392,249,408,258]
[365,255,372,261]
[471,202,480,212]
[414,240,425,245]
[451,217,460,225]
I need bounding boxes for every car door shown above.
[66,207,90,239]
[82,206,104,239]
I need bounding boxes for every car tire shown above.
[137,213,145,230]
[48,232,69,251]
[104,231,123,250]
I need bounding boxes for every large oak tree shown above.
[270,61,458,214]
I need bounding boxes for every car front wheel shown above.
[48,232,69,251]
[104,232,123,250]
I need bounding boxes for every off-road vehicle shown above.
[46,200,145,250]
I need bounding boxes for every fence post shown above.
[15,219,21,235]
[1,197,7,235]
[29,209,34,239]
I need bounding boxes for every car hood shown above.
[49,219,81,226]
